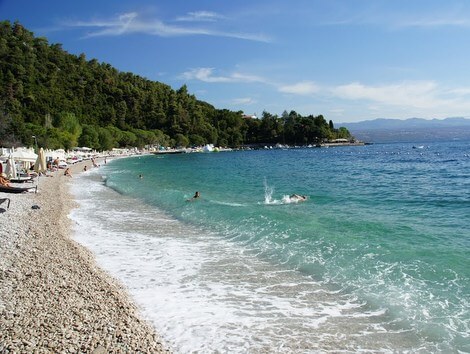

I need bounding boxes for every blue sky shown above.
[2,0,470,123]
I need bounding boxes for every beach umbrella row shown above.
[5,155,17,179]
[34,148,47,174]
[33,148,47,194]
[11,149,37,163]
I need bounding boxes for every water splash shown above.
[263,177,278,204]
[264,178,307,204]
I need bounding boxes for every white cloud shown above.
[391,11,470,29]
[318,4,470,30]
[68,12,271,42]
[181,67,268,84]
[176,11,224,22]
[278,81,470,109]
[272,78,470,119]
[182,68,231,83]
[331,81,442,108]
[231,97,257,105]
[329,108,345,114]
[448,87,470,96]
[330,80,470,119]
[398,18,470,28]
[181,65,470,119]
[278,81,320,95]
[231,72,268,83]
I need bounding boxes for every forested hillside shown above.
[0,20,351,150]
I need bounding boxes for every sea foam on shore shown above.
[0,160,169,353]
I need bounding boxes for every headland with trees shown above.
[0,20,353,151]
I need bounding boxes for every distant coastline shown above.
[340,117,470,143]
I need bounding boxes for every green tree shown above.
[56,112,82,147]
[174,133,189,147]
[98,127,115,151]
[78,124,99,149]
[336,127,351,139]
[189,134,205,146]
[0,20,352,150]
[119,130,137,147]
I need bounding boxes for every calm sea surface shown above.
[70,141,470,353]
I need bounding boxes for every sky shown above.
[2,0,470,123]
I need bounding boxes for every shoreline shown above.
[0,158,169,353]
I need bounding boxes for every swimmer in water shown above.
[290,194,307,202]
[187,191,200,201]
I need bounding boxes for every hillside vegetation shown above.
[0,20,351,150]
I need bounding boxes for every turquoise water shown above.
[70,141,469,353]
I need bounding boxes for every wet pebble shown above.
[0,168,170,353]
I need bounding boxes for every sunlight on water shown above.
[70,142,470,353]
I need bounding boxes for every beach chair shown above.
[0,197,10,212]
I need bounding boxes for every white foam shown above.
[68,170,437,353]
[209,200,247,207]
[262,179,309,205]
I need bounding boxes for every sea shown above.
[69,141,470,353]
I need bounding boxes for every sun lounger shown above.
[10,176,34,183]
[0,197,10,210]
[0,185,36,194]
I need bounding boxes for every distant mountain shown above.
[339,117,470,143]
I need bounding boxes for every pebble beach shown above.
[0,159,169,353]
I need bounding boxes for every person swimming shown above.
[187,191,200,201]
[289,194,307,202]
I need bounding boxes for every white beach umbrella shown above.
[5,155,17,179]
[34,148,47,174]
[11,149,38,163]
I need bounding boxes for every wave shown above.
[209,200,247,207]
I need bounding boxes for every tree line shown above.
[0,20,351,151]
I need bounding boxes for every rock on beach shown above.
[0,159,170,353]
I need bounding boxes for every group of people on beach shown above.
[0,156,107,185]
[82,156,106,173]
[65,156,106,177]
